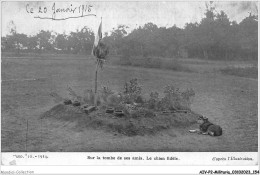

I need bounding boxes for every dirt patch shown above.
[41,104,199,136]
[41,104,86,120]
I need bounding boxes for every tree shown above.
[108,25,128,55]
[213,11,231,59]
[238,14,258,59]
[55,33,68,52]
[5,20,26,54]
[197,9,216,59]
[79,26,95,55]
[36,30,53,53]
[27,35,38,52]
[183,22,200,58]
[1,9,257,60]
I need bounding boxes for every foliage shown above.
[147,86,195,111]
[2,9,257,59]
[147,92,160,110]
[162,85,195,110]
[66,78,195,112]
[122,78,142,104]
[2,26,95,55]
[99,86,120,106]
[67,86,83,102]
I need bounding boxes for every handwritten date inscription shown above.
[26,2,96,20]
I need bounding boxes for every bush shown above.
[147,91,160,110]
[83,89,95,105]
[122,78,142,104]
[106,93,122,107]
[162,85,195,110]
[99,86,113,103]
[83,86,123,107]
[146,86,195,111]
[67,79,195,112]
[67,86,83,102]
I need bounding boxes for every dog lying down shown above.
[189,116,222,136]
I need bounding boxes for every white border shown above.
[1,152,259,166]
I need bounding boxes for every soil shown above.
[41,104,199,137]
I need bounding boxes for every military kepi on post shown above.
[92,18,109,63]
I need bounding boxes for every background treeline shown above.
[2,9,258,60]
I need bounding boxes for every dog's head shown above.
[197,115,208,124]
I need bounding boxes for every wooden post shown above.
[94,60,99,107]
[93,17,103,108]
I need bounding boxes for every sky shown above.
[1,1,258,36]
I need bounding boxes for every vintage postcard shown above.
[1,1,259,174]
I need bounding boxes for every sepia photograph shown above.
[1,1,258,154]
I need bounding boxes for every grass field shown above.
[1,53,258,152]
